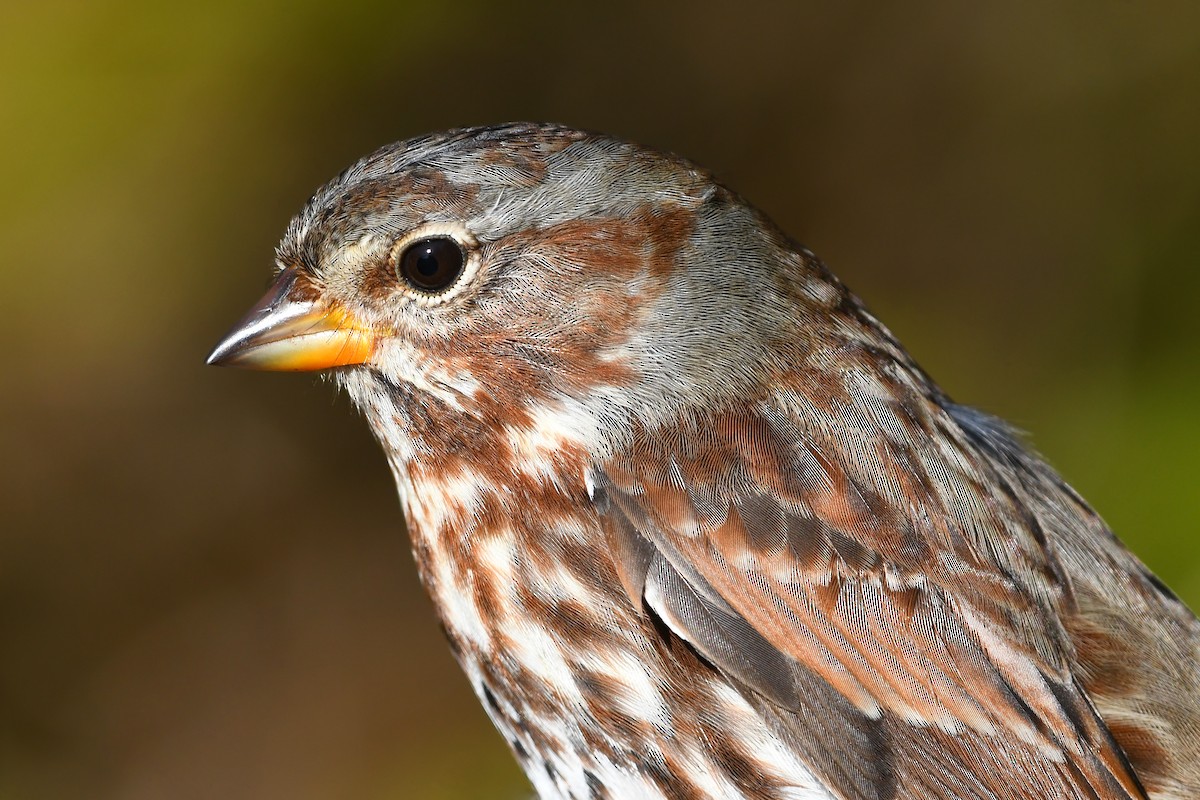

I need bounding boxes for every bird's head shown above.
[209,123,857,462]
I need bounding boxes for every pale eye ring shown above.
[396,237,465,293]
[387,223,481,306]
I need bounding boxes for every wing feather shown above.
[595,401,1146,800]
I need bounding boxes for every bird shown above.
[208,123,1200,800]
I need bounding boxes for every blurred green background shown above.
[2,2,1198,798]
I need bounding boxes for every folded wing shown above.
[595,403,1145,800]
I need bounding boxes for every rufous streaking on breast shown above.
[209,123,1200,800]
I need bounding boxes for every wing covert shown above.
[594,402,1145,800]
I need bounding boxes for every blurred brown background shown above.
[2,1,1198,798]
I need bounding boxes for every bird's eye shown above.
[396,237,466,293]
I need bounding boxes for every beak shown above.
[207,269,378,371]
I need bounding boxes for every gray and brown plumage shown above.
[208,123,1200,800]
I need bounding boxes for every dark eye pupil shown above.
[399,237,465,292]
[415,250,440,276]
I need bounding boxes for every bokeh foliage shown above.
[1,1,1197,798]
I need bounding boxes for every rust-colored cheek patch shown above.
[524,202,693,283]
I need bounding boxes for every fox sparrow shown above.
[209,123,1200,800]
